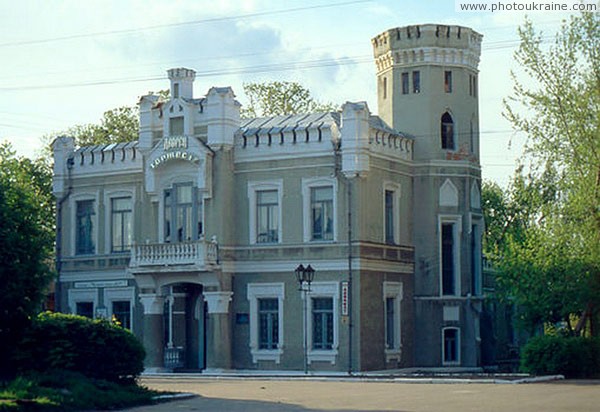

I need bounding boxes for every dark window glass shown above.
[76,301,94,318]
[112,301,131,330]
[311,187,334,241]
[441,112,455,150]
[257,190,279,243]
[401,72,409,95]
[412,71,420,93]
[385,190,395,244]
[164,183,202,243]
[258,298,279,349]
[383,76,388,99]
[385,297,395,348]
[442,223,456,295]
[444,71,453,93]
[76,200,95,255]
[444,328,459,363]
[111,197,132,252]
[312,297,334,349]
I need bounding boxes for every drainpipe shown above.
[55,155,74,313]
[347,175,353,375]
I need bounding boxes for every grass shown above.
[0,370,162,411]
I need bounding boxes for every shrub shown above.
[15,312,145,382]
[521,335,600,378]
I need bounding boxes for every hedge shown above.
[14,312,145,382]
[520,335,600,378]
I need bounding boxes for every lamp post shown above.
[295,264,315,374]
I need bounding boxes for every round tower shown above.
[372,24,482,161]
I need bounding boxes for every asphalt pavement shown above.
[108,376,600,412]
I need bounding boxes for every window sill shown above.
[385,348,402,363]
[251,349,283,364]
[308,349,338,365]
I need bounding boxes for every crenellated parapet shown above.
[234,112,340,163]
[71,141,142,174]
[372,24,482,73]
[368,126,413,162]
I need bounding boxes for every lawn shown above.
[0,371,162,411]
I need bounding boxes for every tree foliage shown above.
[496,13,600,335]
[0,142,55,376]
[241,81,337,118]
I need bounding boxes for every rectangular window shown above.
[164,183,202,243]
[412,71,420,93]
[443,328,459,363]
[312,297,334,349]
[401,72,409,95]
[384,190,395,244]
[169,116,184,136]
[111,197,132,253]
[112,301,131,330]
[256,190,279,243]
[385,297,395,348]
[76,301,94,318]
[444,71,453,93]
[442,223,456,295]
[76,200,95,255]
[471,225,482,296]
[311,187,334,241]
[173,83,180,99]
[383,76,388,99]
[258,298,279,349]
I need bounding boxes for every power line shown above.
[0,0,372,49]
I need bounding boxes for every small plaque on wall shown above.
[236,313,249,324]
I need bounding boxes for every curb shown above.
[143,374,566,384]
[152,393,197,401]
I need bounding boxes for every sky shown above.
[0,0,586,186]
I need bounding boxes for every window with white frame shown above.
[443,327,460,365]
[111,197,132,252]
[439,215,462,296]
[383,282,403,361]
[247,181,283,245]
[76,200,95,255]
[68,289,98,318]
[104,287,135,331]
[247,283,284,363]
[303,178,337,242]
[164,183,203,243]
[383,183,400,244]
[306,282,339,364]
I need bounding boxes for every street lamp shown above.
[295,264,315,374]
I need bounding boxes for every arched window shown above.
[441,112,454,150]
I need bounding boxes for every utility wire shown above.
[0,0,372,48]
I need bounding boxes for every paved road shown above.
[123,377,600,412]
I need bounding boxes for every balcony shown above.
[130,240,218,269]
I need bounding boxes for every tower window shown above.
[412,71,420,93]
[383,76,388,99]
[443,327,460,364]
[441,112,455,150]
[401,73,409,95]
[444,71,452,93]
[173,83,179,98]
[441,223,456,295]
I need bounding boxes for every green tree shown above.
[241,81,337,118]
[498,13,600,335]
[0,142,55,377]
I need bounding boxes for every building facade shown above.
[53,24,484,372]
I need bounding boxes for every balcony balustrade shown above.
[130,240,218,268]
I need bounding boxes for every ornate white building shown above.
[53,24,485,372]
